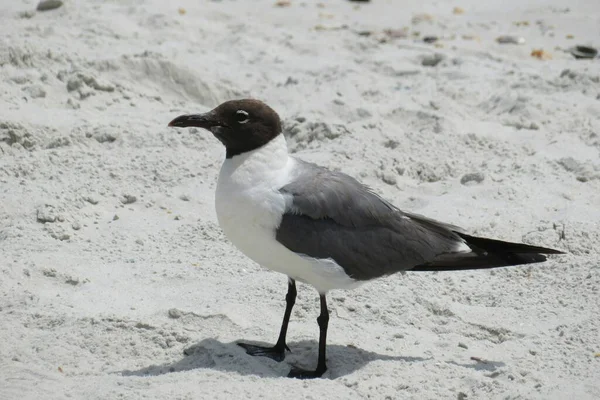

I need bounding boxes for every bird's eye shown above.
[235,110,250,124]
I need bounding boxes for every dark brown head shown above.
[168,99,282,158]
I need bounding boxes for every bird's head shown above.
[168,99,282,158]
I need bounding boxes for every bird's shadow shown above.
[120,338,429,379]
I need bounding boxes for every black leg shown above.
[288,294,329,379]
[238,279,297,362]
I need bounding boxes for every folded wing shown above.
[275,160,562,281]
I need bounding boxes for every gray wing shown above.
[276,160,469,281]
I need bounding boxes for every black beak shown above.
[168,112,221,129]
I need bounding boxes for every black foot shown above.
[237,342,289,362]
[287,365,327,379]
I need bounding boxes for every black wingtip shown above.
[411,233,565,272]
[456,232,565,255]
[412,251,551,272]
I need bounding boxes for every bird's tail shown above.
[412,232,564,271]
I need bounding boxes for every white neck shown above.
[215,133,294,237]
[218,134,291,188]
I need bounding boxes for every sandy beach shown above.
[1,0,599,399]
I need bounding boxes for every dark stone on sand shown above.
[421,53,445,67]
[460,172,485,185]
[37,0,63,11]
[570,45,598,60]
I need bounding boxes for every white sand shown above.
[1,0,599,399]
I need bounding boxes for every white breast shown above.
[214,135,360,293]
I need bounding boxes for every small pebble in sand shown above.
[461,34,479,41]
[66,98,80,109]
[453,7,465,15]
[43,268,57,278]
[531,49,552,60]
[37,0,63,11]
[381,172,397,185]
[423,36,438,44]
[84,196,99,205]
[121,194,137,204]
[383,139,400,149]
[412,13,433,24]
[65,276,80,285]
[168,308,183,319]
[569,45,598,60]
[66,78,82,92]
[383,28,409,39]
[458,342,468,349]
[36,205,57,223]
[275,0,291,6]
[496,35,525,45]
[421,53,445,67]
[56,233,70,241]
[460,172,485,185]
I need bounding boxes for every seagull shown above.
[168,99,563,379]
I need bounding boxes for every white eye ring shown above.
[236,110,250,124]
